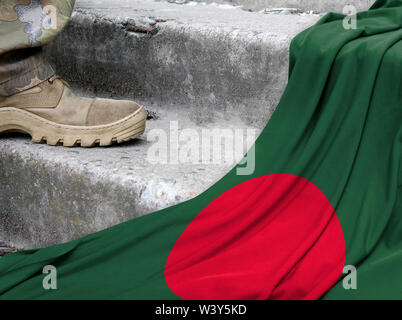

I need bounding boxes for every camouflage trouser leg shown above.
[0,0,75,97]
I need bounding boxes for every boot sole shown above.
[0,106,147,147]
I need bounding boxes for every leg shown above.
[0,0,75,97]
[0,0,147,147]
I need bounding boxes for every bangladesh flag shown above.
[1,0,402,300]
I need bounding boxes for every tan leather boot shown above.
[0,76,146,147]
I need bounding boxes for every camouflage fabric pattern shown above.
[0,0,75,96]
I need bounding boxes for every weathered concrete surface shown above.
[46,0,319,128]
[1,1,320,250]
[0,242,17,256]
[0,104,257,249]
[185,0,375,13]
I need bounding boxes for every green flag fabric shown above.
[1,0,402,299]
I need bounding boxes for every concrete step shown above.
[46,0,320,128]
[174,0,375,13]
[1,0,319,250]
[0,105,256,249]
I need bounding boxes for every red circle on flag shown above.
[165,174,345,300]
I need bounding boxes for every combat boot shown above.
[0,76,146,147]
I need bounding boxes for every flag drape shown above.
[1,0,402,299]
